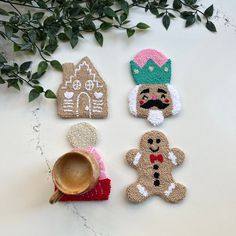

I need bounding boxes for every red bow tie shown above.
[150,154,164,163]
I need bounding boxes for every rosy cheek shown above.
[139,100,144,105]
[164,98,169,103]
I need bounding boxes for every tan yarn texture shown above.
[67,122,97,148]
[57,57,108,119]
[136,84,173,118]
[126,131,186,203]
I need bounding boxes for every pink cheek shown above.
[139,100,144,105]
[164,99,169,103]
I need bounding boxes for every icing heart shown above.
[94,92,103,99]
[64,91,74,99]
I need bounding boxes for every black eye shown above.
[161,94,166,99]
[142,95,148,99]
[148,138,153,144]
[156,139,160,143]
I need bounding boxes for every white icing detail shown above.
[168,152,177,165]
[63,109,73,112]
[94,91,103,99]
[147,110,164,126]
[92,109,102,113]
[85,80,94,91]
[167,84,181,115]
[149,66,154,72]
[164,67,168,72]
[137,184,148,197]
[62,60,103,89]
[128,85,140,117]
[133,152,141,166]
[64,99,72,102]
[72,80,81,90]
[93,106,102,110]
[64,91,74,99]
[133,69,139,74]
[63,105,73,108]
[93,102,103,106]
[93,99,103,102]
[76,92,91,118]
[164,183,176,197]
[85,105,89,111]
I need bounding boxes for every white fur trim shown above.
[167,84,181,115]
[168,152,177,166]
[137,184,148,197]
[128,85,140,116]
[133,152,141,166]
[147,110,164,126]
[164,183,176,197]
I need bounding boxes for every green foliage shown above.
[0,0,216,102]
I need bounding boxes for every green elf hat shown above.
[130,49,171,85]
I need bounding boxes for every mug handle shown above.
[49,189,64,204]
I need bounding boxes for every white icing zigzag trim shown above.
[164,183,176,197]
[128,85,140,116]
[167,84,181,115]
[133,152,141,166]
[168,152,177,165]
[63,60,103,89]
[147,110,164,126]
[137,184,148,197]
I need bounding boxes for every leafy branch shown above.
[0,0,216,102]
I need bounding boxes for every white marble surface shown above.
[1,1,236,235]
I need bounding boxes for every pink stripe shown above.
[133,49,168,68]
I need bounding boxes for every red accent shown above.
[139,100,144,105]
[164,98,169,103]
[150,154,164,163]
[55,178,111,202]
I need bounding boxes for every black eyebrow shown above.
[157,88,167,94]
[140,88,150,94]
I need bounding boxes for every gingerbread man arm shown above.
[168,148,185,166]
[126,149,142,169]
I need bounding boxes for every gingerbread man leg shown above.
[126,183,150,203]
[162,182,186,203]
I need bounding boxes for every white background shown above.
[0,0,236,235]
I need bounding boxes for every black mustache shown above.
[140,99,169,109]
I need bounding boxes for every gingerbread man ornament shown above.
[126,131,186,203]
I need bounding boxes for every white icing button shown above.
[149,66,154,72]
[164,67,168,72]
[134,69,139,74]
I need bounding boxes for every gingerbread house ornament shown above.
[57,57,108,119]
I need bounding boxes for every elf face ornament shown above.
[128,49,181,126]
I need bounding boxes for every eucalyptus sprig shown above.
[0,0,216,102]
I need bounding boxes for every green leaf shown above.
[29,89,40,102]
[50,60,62,71]
[94,32,103,46]
[120,13,128,23]
[0,8,8,16]
[37,61,48,74]
[126,28,135,38]
[28,30,37,42]
[0,76,5,84]
[58,33,69,42]
[33,85,44,93]
[104,7,117,19]
[0,53,7,63]
[206,21,217,32]
[20,61,32,72]
[204,5,214,17]
[45,89,56,99]
[196,15,201,22]
[136,22,150,29]
[173,0,182,10]
[7,79,20,91]
[186,15,195,27]
[33,12,44,20]
[100,22,112,31]
[70,35,78,48]
[4,24,13,38]
[162,15,170,30]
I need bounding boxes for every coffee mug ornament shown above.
[49,123,111,204]
[129,49,181,126]
[125,130,186,203]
